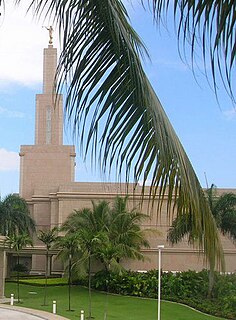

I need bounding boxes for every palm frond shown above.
[0,194,35,236]
[148,0,236,102]
[38,227,58,250]
[214,192,236,242]
[167,213,197,245]
[15,0,224,268]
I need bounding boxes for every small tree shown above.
[61,205,109,319]
[0,194,35,237]
[38,227,58,306]
[55,234,81,311]
[168,184,236,297]
[5,233,33,303]
[61,197,151,318]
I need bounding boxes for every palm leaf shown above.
[0,194,35,236]
[14,0,224,268]
[147,0,236,102]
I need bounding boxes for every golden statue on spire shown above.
[43,26,53,45]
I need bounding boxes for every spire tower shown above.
[35,45,63,146]
[19,43,75,199]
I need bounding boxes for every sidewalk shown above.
[0,303,69,320]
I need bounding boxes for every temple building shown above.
[16,41,236,275]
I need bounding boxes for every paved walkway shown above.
[0,303,69,320]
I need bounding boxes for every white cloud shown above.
[0,2,59,88]
[0,106,25,118]
[0,148,20,172]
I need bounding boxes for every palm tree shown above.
[55,234,81,311]
[106,196,150,266]
[206,187,236,242]
[168,184,236,296]
[62,197,150,317]
[10,0,230,269]
[62,207,107,319]
[5,233,33,303]
[77,229,106,320]
[38,227,58,306]
[95,197,151,320]
[0,194,35,237]
[63,197,150,270]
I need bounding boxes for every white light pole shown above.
[157,245,164,320]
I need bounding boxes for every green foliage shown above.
[5,281,225,320]
[91,269,236,319]
[168,185,236,297]
[18,277,68,286]
[14,0,225,271]
[149,0,236,101]
[5,232,33,303]
[5,233,33,251]
[38,227,58,251]
[7,277,67,286]
[61,197,150,272]
[0,194,35,237]
[168,186,236,247]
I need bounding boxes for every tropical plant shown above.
[206,187,236,242]
[148,1,236,102]
[5,233,33,303]
[61,197,150,318]
[54,234,81,311]
[38,227,58,305]
[8,0,231,268]
[98,196,151,320]
[91,269,236,319]
[77,229,106,320]
[168,184,236,296]
[61,204,108,319]
[106,196,150,266]
[0,194,35,237]
[63,197,150,270]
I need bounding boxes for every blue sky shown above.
[0,1,235,198]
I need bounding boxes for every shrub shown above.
[91,269,236,319]
[7,277,68,286]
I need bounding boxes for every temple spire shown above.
[35,44,63,146]
[43,45,57,94]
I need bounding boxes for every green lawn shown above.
[5,282,226,320]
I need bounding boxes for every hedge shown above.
[86,269,235,319]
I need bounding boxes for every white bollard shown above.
[52,300,57,314]
[80,310,85,320]
[10,294,14,306]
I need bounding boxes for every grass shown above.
[5,282,226,320]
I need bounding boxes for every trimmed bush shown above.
[90,269,236,319]
[7,277,68,286]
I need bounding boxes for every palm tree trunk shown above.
[104,263,111,320]
[88,254,92,319]
[208,257,215,298]
[17,254,20,303]
[43,251,48,305]
[68,254,72,311]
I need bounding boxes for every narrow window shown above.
[46,106,52,144]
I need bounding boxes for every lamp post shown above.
[157,245,164,320]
